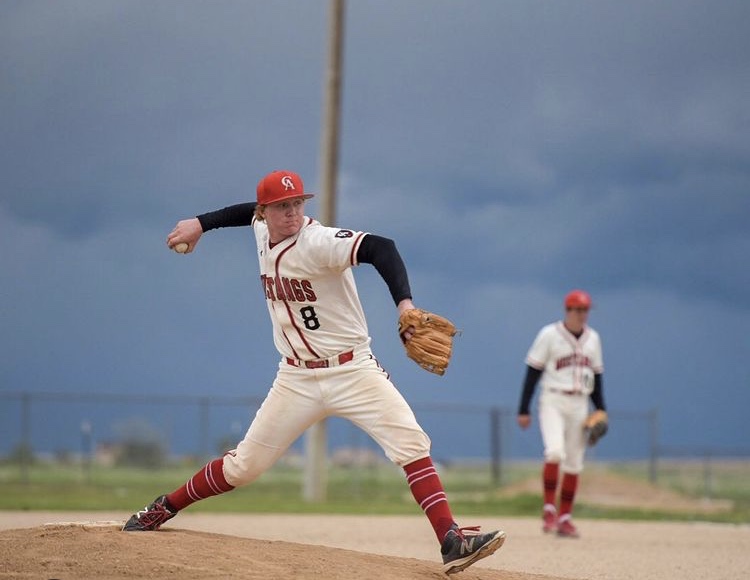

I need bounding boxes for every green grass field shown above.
[1,460,748,524]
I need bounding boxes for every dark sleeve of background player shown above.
[356,234,412,306]
[196,202,257,231]
[589,374,606,411]
[518,365,543,415]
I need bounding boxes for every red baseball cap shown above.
[564,289,592,309]
[256,170,315,205]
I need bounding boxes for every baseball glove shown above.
[583,410,609,446]
[398,308,457,376]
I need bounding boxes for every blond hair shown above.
[254,204,266,222]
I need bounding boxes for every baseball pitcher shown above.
[122,170,505,574]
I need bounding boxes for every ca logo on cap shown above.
[281,176,295,190]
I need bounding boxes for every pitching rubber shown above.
[43,521,125,531]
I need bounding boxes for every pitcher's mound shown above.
[0,524,563,580]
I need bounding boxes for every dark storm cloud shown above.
[340,0,749,187]
[1,1,326,237]
[330,1,750,307]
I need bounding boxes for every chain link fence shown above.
[1,390,671,484]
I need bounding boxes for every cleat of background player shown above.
[542,504,558,533]
[556,515,580,538]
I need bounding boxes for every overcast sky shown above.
[1,1,748,459]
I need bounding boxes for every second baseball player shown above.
[516,289,607,538]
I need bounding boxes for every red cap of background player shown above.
[256,170,315,205]
[564,289,592,309]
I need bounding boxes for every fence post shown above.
[199,397,211,462]
[703,451,713,499]
[648,408,659,484]
[490,407,502,487]
[81,420,92,484]
[20,393,31,484]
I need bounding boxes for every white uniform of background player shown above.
[517,289,606,538]
[123,170,505,575]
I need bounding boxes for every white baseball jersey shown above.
[221,215,432,484]
[253,216,369,360]
[526,322,604,395]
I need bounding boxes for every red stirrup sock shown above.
[404,457,455,543]
[543,462,560,506]
[559,472,579,516]
[166,458,235,511]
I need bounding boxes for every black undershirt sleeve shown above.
[196,202,256,231]
[589,374,606,411]
[356,234,413,306]
[518,365,543,415]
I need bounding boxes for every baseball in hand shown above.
[173,242,189,254]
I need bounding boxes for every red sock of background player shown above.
[165,458,235,511]
[543,461,559,507]
[559,472,578,516]
[404,456,455,543]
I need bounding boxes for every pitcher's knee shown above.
[387,432,431,466]
[222,451,270,487]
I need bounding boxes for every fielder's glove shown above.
[398,308,457,376]
[583,410,609,446]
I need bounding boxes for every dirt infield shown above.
[0,512,747,579]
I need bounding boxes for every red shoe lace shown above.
[137,503,172,529]
[454,525,481,539]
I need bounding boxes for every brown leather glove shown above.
[398,308,457,376]
[583,410,609,446]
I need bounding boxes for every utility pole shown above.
[304,0,346,503]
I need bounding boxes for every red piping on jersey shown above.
[274,303,301,360]
[274,228,321,359]
[350,232,366,265]
[555,322,590,391]
[267,236,302,359]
